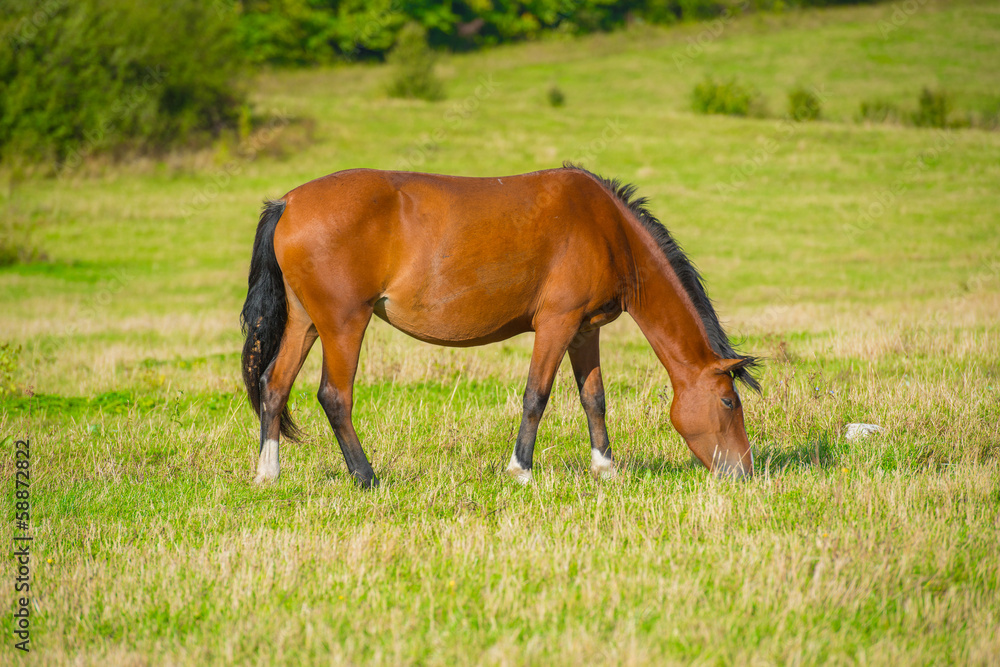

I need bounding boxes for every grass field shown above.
[3,0,1000,663]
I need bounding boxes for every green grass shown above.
[2,0,1000,663]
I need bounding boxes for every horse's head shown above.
[670,358,754,478]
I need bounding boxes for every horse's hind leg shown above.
[568,330,615,479]
[255,295,317,483]
[314,308,379,489]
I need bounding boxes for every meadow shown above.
[2,0,999,663]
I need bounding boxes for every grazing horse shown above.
[241,164,759,488]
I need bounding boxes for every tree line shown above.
[0,0,877,164]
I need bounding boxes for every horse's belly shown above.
[374,296,531,346]
[367,239,549,345]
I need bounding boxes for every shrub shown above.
[0,220,44,267]
[911,87,950,128]
[972,100,1000,131]
[387,23,445,101]
[692,76,765,117]
[788,85,822,121]
[0,0,248,165]
[0,342,22,397]
[858,99,903,124]
[548,85,566,107]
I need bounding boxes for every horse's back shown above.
[273,168,626,344]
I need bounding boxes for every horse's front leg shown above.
[506,316,579,484]
[568,329,615,479]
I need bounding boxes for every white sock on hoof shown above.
[590,448,616,480]
[506,452,533,485]
[254,439,280,483]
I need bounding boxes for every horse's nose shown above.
[712,456,752,480]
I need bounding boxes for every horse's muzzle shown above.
[712,458,752,480]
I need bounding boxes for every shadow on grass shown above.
[606,435,847,480]
[754,434,846,473]
[617,455,702,479]
[319,467,401,490]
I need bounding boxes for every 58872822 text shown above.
[13,438,32,653]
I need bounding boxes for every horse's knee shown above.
[317,383,350,424]
[522,388,549,420]
[580,388,606,419]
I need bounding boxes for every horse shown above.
[240,163,759,488]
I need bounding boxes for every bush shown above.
[912,87,950,128]
[0,214,46,267]
[0,0,248,165]
[788,85,822,121]
[548,85,566,107]
[387,23,445,101]
[972,100,1000,131]
[692,76,765,117]
[858,89,964,129]
[858,99,903,124]
[0,342,22,397]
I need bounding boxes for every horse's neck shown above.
[624,232,716,391]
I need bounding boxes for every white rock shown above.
[844,423,883,441]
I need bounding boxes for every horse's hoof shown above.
[355,473,380,490]
[590,449,616,480]
[506,451,533,485]
[506,465,533,485]
[255,439,280,484]
[591,466,617,480]
[253,471,278,484]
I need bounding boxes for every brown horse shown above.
[241,164,759,488]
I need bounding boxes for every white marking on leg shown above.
[506,451,533,485]
[254,438,280,483]
[590,448,616,480]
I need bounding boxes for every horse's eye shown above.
[721,397,734,410]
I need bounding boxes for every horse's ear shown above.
[714,358,752,375]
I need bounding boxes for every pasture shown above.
[2,0,999,663]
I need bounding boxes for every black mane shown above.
[563,162,760,393]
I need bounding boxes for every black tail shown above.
[240,199,299,440]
